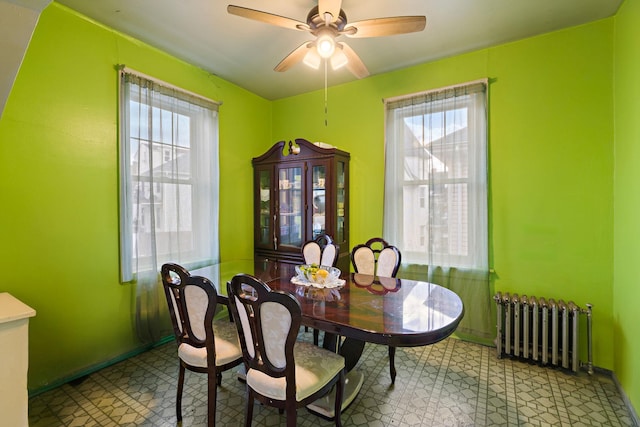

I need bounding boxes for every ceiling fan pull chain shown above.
[324,60,328,127]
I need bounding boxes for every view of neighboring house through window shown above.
[383,80,488,271]
[118,70,220,285]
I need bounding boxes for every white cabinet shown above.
[0,293,36,427]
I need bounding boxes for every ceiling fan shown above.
[227,0,427,79]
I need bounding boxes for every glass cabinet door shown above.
[312,165,327,239]
[257,169,272,247]
[277,166,303,249]
[253,140,349,268]
[336,161,346,243]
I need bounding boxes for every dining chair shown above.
[351,237,401,278]
[301,234,339,345]
[227,273,346,427]
[161,263,243,427]
[302,233,339,268]
[350,237,402,383]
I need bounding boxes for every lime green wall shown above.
[614,0,640,414]
[0,3,269,391]
[489,22,615,367]
[274,21,615,370]
[2,1,634,415]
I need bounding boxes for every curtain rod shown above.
[117,64,222,106]
[382,78,488,104]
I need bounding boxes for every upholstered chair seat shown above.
[177,320,242,368]
[247,341,345,401]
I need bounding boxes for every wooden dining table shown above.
[191,259,464,418]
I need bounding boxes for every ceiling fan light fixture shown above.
[330,48,348,70]
[303,48,322,69]
[316,34,335,58]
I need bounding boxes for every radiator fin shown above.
[494,292,592,374]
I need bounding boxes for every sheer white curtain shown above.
[384,80,492,341]
[119,70,220,342]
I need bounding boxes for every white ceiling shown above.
[43,1,625,99]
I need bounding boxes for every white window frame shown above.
[118,67,220,282]
[383,80,488,270]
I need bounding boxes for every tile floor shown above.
[29,333,636,426]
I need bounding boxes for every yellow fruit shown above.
[317,269,328,278]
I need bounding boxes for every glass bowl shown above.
[295,264,341,285]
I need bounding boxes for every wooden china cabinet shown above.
[252,138,350,272]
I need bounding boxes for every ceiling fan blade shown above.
[318,0,342,23]
[227,5,309,31]
[338,42,369,79]
[274,42,312,72]
[344,16,426,38]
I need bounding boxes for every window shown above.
[119,70,220,283]
[383,81,487,270]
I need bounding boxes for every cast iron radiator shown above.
[493,292,593,374]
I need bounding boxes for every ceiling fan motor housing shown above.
[306,6,348,32]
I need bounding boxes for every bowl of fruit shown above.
[294,264,341,286]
